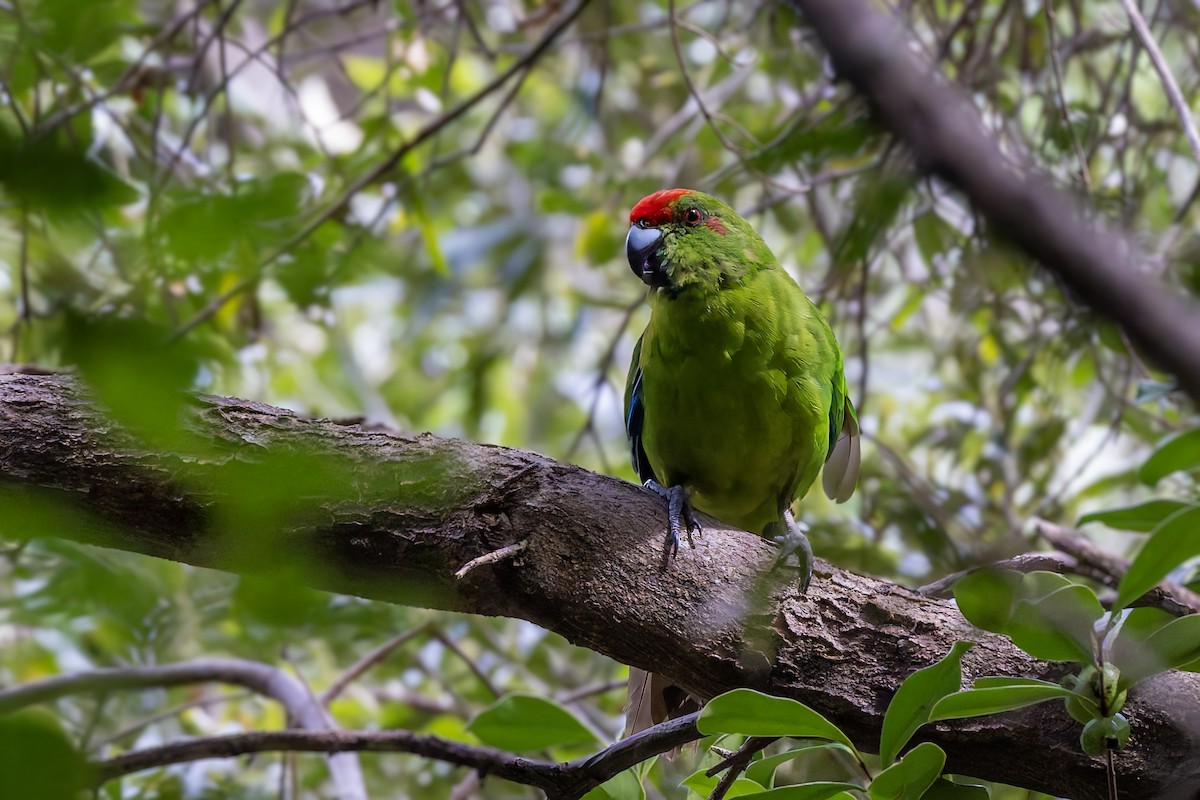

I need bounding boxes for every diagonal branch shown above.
[1,373,1199,799]
[785,0,1200,403]
[1117,0,1200,167]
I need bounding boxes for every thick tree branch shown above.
[785,0,1200,403]
[2,373,1200,799]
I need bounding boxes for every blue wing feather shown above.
[624,334,656,482]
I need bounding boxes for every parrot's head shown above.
[625,188,772,296]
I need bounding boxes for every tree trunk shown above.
[1,372,1198,800]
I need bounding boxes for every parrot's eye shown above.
[685,207,703,225]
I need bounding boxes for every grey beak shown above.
[626,225,663,286]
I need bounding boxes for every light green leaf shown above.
[736,783,862,800]
[584,768,646,800]
[744,744,854,789]
[1139,429,1200,484]
[1115,506,1200,610]
[1078,500,1193,532]
[928,684,1075,721]
[869,742,946,800]
[467,693,599,751]
[970,677,1064,690]
[952,570,1021,633]
[880,641,974,766]
[1114,613,1200,687]
[919,778,991,799]
[1007,584,1103,663]
[698,690,855,751]
[680,769,763,799]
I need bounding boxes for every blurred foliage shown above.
[0,0,1198,797]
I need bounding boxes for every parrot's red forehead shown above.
[629,189,694,225]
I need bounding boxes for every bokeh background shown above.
[1,0,1198,797]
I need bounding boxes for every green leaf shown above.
[952,570,1021,633]
[744,743,857,789]
[63,313,200,449]
[869,742,946,800]
[913,212,955,267]
[928,684,1076,721]
[680,769,764,798]
[1134,379,1177,404]
[585,768,646,800]
[0,129,138,213]
[0,711,91,799]
[1115,506,1200,610]
[1139,429,1200,484]
[698,690,855,750]
[918,778,991,799]
[467,693,599,751]
[1113,613,1200,687]
[28,0,135,62]
[736,783,862,800]
[879,641,974,766]
[1078,500,1194,532]
[1007,585,1103,663]
[835,174,912,266]
[970,677,1065,689]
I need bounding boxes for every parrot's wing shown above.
[822,393,860,503]
[624,333,656,482]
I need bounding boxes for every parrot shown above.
[622,188,860,735]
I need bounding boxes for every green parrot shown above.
[622,188,860,734]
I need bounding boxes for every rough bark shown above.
[1,372,1199,800]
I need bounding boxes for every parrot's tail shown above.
[624,667,701,758]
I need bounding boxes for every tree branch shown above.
[0,658,367,800]
[2,373,1199,799]
[91,712,700,796]
[785,0,1200,403]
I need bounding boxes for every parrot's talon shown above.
[769,510,814,594]
[643,480,700,566]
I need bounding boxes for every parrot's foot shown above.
[643,480,702,566]
[768,510,813,593]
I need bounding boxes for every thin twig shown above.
[1035,519,1200,616]
[320,624,431,707]
[706,736,778,800]
[454,540,529,580]
[171,0,592,341]
[1043,0,1092,190]
[1119,0,1200,167]
[430,628,502,699]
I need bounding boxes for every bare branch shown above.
[320,624,432,707]
[1035,519,1200,616]
[92,712,702,798]
[1118,0,1200,167]
[786,0,1200,403]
